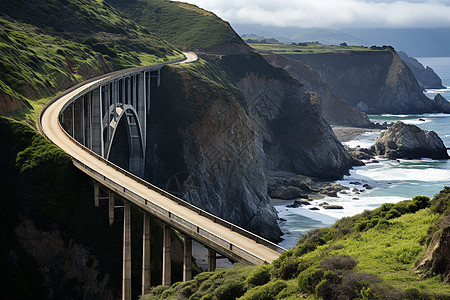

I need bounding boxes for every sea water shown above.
[276,57,450,249]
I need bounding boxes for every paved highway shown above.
[39,52,283,264]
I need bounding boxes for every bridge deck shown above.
[39,53,284,265]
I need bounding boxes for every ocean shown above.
[276,57,450,249]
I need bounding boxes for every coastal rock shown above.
[270,186,308,200]
[347,146,375,160]
[370,121,449,159]
[433,94,450,112]
[323,205,344,209]
[398,51,445,89]
[287,199,311,208]
[266,170,314,194]
[309,207,320,211]
[319,183,349,197]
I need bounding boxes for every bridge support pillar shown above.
[208,249,216,272]
[94,181,99,207]
[122,202,131,300]
[183,236,192,282]
[162,224,171,286]
[108,191,115,225]
[142,213,151,295]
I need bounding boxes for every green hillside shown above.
[0,0,182,122]
[145,188,450,299]
[106,0,249,52]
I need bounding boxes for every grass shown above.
[145,189,450,299]
[251,43,389,55]
[106,0,245,50]
[0,0,183,123]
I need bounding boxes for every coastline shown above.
[331,126,379,143]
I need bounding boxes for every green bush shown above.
[430,186,450,215]
[215,280,246,300]
[240,280,287,300]
[385,208,401,219]
[297,267,324,294]
[247,264,271,286]
[403,287,422,300]
[319,255,358,271]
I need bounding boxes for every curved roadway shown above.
[39,52,283,264]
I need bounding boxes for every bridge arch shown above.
[104,104,145,176]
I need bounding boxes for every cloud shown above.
[173,0,450,28]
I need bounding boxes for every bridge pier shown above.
[108,191,115,225]
[94,181,100,207]
[142,213,151,295]
[208,249,216,272]
[122,202,131,300]
[162,224,171,286]
[183,236,192,282]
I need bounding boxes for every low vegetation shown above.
[251,43,390,55]
[0,0,182,123]
[144,188,450,299]
[106,0,246,51]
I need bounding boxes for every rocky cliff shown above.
[285,51,450,114]
[370,121,449,159]
[262,53,372,127]
[147,54,359,241]
[398,51,445,89]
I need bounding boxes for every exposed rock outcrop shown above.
[270,186,308,200]
[236,72,359,180]
[370,121,449,159]
[262,53,372,127]
[414,217,450,283]
[0,91,31,115]
[285,51,450,114]
[398,51,445,89]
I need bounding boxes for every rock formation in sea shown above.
[370,121,449,159]
[398,51,445,89]
[261,53,372,127]
[283,50,450,114]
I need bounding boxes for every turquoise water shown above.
[276,58,450,249]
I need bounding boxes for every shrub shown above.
[298,267,324,294]
[273,258,301,280]
[320,255,358,271]
[247,264,271,286]
[240,280,287,300]
[385,208,400,219]
[215,280,246,300]
[430,186,450,215]
[403,287,422,300]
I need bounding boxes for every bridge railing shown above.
[38,59,286,263]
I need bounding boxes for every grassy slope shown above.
[145,188,450,299]
[0,0,182,123]
[106,0,247,51]
[252,43,389,55]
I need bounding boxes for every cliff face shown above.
[286,51,450,114]
[398,51,445,89]
[236,73,357,179]
[148,54,358,241]
[262,53,372,127]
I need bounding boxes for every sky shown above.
[173,0,450,29]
